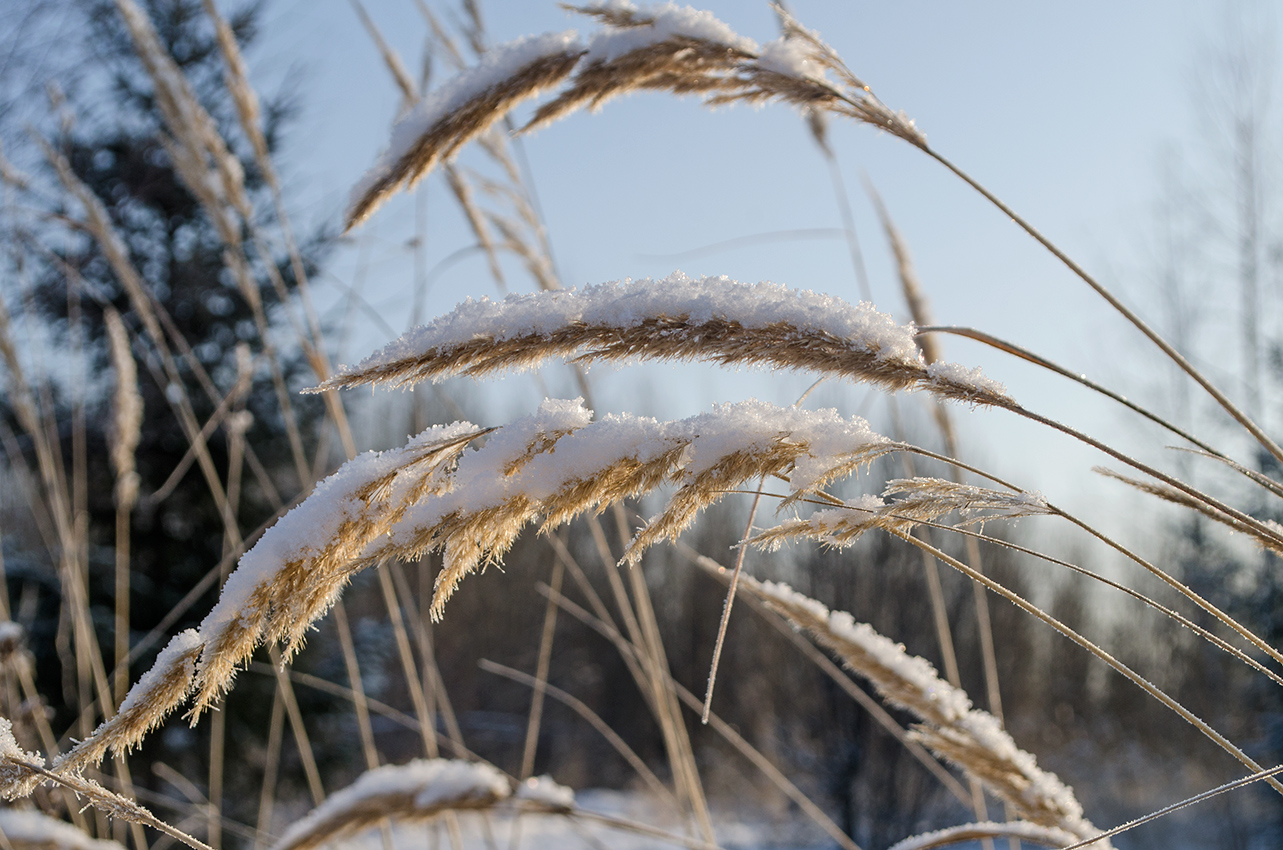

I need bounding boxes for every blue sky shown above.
[255,0,1280,546]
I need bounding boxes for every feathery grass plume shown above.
[313,273,1012,408]
[57,422,485,753]
[348,3,925,229]
[524,3,758,132]
[270,759,525,850]
[105,310,142,512]
[188,421,487,716]
[55,631,202,775]
[887,822,1081,850]
[754,477,1052,549]
[346,31,585,228]
[737,578,1110,847]
[348,399,890,618]
[1094,466,1283,555]
[0,810,127,850]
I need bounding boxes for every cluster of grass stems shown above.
[1,2,1281,850]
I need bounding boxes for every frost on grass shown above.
[272,759,512,850]
[0,809,128,850]
[752,478,1051,550]
[744,578,1109,847]
[0,717,45,800]
[317,273,1012,408]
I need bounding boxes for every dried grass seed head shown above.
[315,273,1012,408]
[349,399,889,617]
[348,3,925,228]
[347,31,585,228]
[271,759,516,850]
[56,630,202,773]
[742,578,1108,844]
[752,477,1050,550]
[185,421,487,716]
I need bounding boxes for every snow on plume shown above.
[378,399,887,555]
[196,420,482,649]
[337,273,924,379]
[750,579,1098,837]
[0,809,128,850]
[925,361,1008,402]
[117,629,201,716]
[515,775,575,809]
[582,2,758,63]
[756,580,974,723]
[756,37,828,84]
[349,31,582,216]
[272,759,510,850]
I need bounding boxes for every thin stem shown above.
[701,480,763,722]
[893,529,1283,796]
[922,146,1283,467]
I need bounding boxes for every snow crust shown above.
[273,760,509,850]
[0,810,127,850]
[350,31,582,213]
[341,273,924,378]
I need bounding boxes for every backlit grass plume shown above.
[313,274,1012,408]
[52,397,895,767]
[346,2,922,227]
[752,477,1053,549]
